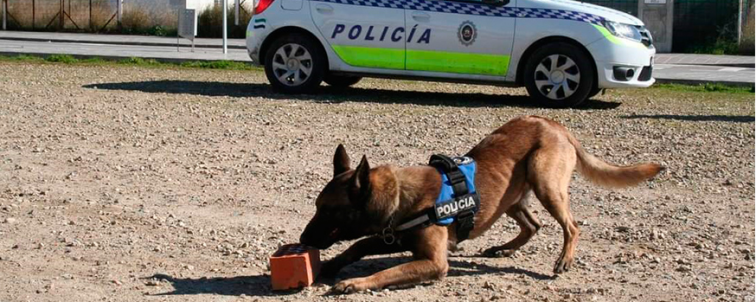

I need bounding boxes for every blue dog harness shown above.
[392,154,481,243]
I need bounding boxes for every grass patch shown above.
[0,54,258,71]
[44,54,78,64]
[653,83,754,94]
[117,57,162,66]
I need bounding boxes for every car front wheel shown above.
[264,33,326,94]
[324,74,362,88]
[524,42,595,108]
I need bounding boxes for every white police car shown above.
[246,0,655,107]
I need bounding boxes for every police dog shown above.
[300,115,662,293]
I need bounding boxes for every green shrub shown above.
[197,3,253,38]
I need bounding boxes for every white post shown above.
[235,0,239,26]
[222,0,228,54]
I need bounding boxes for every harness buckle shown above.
[381,226,396,245]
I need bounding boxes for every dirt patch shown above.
[0,62,753,302]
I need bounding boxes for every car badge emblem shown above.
[458,21,477,46]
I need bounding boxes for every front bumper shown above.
[586,34,656,89]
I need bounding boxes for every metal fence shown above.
[3,0,119,31]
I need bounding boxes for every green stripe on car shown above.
[406,49,508,75]
[592,24,647,49]
[331,45,406,70]
[331,45,509,75]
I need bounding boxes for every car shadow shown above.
[82,80,622,110]
[621,114,754,123]
[144,255,553,297]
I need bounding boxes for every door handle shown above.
[411,11,430,21]
[315,4,333,13]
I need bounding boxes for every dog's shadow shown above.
[145,256,553,297]
[331,256,555,281]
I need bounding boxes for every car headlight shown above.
[602,20,642,42]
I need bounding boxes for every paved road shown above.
[654,64,755,86]
[0,31,753,86]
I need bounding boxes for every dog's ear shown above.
[333,144,350,177]
[349,155,371,205]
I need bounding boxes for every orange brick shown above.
[270,244,321,290]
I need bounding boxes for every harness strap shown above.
[429,155,468,196]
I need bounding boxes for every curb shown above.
[0,37,247,50]
[0,51,253,64]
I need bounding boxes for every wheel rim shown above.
[534,54,581,101]
[271,43,313,87]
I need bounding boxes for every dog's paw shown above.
[320,260,344,278]
[553,257,573,274]
[481,247,517,258]
[330,278,370,294]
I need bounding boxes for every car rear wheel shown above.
[264,33,326,94]
[324,74,362,88]
[524,42,595,108]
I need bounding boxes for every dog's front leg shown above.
[321,236,408,277]
[332,227,448,293]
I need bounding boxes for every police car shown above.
[246,0,655,107]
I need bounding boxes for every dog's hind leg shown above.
[481,194,542,257]
[528,144,580,274]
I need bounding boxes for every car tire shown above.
[587,87,602,99]
[324,74,362,88]
[524,42,595,108]
[264,33,326,94]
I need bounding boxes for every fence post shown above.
[235,0,239,26]
[738,0,744,43]
[2,0,5,30]
[60,0,64,29]
[117,0,122,30]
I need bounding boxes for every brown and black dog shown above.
[300,115,662,293]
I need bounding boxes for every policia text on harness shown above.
[388,154,481,243]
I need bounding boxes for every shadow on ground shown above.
[621,114,754,123]
[83,80,622,110]
[146,256,553,297]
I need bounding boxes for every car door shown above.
[404,0,515,77]
[310,0,406,70]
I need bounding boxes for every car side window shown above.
[425,0,508,6]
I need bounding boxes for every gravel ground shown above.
[0,62,753,302]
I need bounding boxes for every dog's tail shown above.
[566,132,663,188]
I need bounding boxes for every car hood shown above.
[520,0,644,26]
